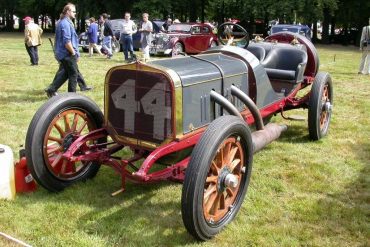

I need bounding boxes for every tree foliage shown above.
[0,0,369,43]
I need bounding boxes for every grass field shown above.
[0,32,369,246]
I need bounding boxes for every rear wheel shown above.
[308,72,333,140]
[181,116,253,240]
[112,40,121,53]
[25,94,105,192]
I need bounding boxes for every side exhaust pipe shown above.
[252,123,288,153]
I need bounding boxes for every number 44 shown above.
[111,79,171,140]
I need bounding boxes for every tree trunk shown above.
[189,0,198,22]
[330,16,335,36]
[312,21,318,43]
[321,7,330,44]
[201,0,205,23]
[6,11,15,31]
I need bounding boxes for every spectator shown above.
[139,13,153,61]
[358,19,370,75]
[101,13,115,59]
[23,16,43,66]
[119,12,137,61]
[162,17,172,31]
[44,3,81,97]
[87,17,103,56]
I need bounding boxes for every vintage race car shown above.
[25,23,333,241]
[150,22,218,55]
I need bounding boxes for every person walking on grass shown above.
[139,13,153,62]
[23,16,43,66]
[44,3,81,97]
[87,17,103,56]
[358,18,370,75]
[120,12,137,61]
[101,13,115,59]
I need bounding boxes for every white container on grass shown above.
[0,144,15,200]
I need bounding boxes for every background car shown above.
[150,23,218,56]
[270,24,311,40]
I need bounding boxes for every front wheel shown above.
[308,72,333,140]
[172,42,184,55]
[181,116,253,240]
[25,93,105,192]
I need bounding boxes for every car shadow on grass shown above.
[275,122,311,144]
[17,167,197,245]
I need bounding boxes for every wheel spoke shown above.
[54,123,65,137]
[227,146,238,164]
[209,194,222,216]
[71,113,79,132]
[61,159,68,174]
[47,145,61,155]
[48,136,63,144]
[206,175,218,184]
[229,158,241,173]
[226,188,234,197]
[204,185,217,200]
[210,161,219,175]
[63,114,71,132]
[205,192,218,214]
[50,153,63,168]
[77,120,88,134]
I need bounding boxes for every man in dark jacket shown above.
[101,13,115,59]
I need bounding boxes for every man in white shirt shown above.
[139,13,153,61]
[120,12,137,61]
[359,18,370,75]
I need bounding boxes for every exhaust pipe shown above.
[252,123,288,153]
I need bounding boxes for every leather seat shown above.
[261,48,308,83]
[247,45,266,61]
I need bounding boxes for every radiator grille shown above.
[107,69,173,144]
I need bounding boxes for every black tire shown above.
[173,42,184,54]
[308,72,333,140]
[25,93,105,192]
[82,47,89,53]
[181,115,253,240]
[112,40,121,53]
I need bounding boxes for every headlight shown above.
[162,34,169,42]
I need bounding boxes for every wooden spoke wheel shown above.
[308,72,333,140]
[25,94,105,192]
[182,116,253,241]
[43,109,95,180]
[203,137,244,223]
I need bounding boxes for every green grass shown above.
[0,33,369,246]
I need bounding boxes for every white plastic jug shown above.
[0,144,15,200]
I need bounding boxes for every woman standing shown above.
[87,17,102,56]
[139,13,153,62]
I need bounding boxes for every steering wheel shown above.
[217,22,250,48]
